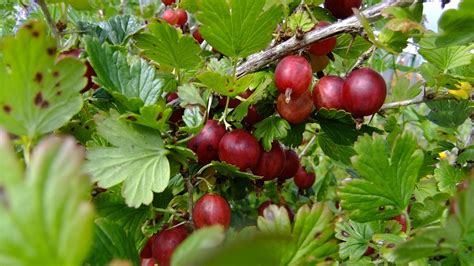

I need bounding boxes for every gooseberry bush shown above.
[0,0,473,265]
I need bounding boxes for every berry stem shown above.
[36,0,59,42]
[299,134,316,157]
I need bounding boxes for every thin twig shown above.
[351,45,377,71]
[299,134,317,157]
[236,0,412,77]
[381,91,453,110]
[185,176,195,228]
[36,0,59,41]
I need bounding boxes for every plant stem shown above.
[236,0,412,76]
[299,134,317,158]
[404,210,411,236]
[36,0,59,42]
[22,136,33,166]
[185,176,195,228]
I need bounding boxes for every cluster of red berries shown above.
[187,119,316,189]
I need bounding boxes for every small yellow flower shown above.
[448,82,472,100]
[438,151,447,160]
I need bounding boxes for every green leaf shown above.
[436,0,474,47]
[171,226,226,266]
[387,77,422,102]
[410,193,450,228]
[426,100,473,128]
[281,123,305,149]
[177,84,207,107]
[85,219,140,266]
[120,101,172,131]
[333,34,371,59]
[285,204,337,264]
[93,192,153,248]
[434,160,465,195]
[419,45,473,71]
[84,38,165,109]
[340,134,424,222]
[182,106,205,131]
[0,132,95,265]
[254,115,290,151]
[198,72,255,97]
[134,22,202,70]
[103,15,142,45]
[257,205,292,236]
[0,21,85,137]
[335,221,376,260]
[287,11,314,33]
[394,176,474,263]
[211,161,261,180]
[318,133,356,165]
[197,0,282,58]
[85,111,170,208]
[458,146,474,164]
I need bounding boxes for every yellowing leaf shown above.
[448,81,472,100]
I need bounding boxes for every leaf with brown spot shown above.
[0,20,86,137]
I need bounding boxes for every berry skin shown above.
[141,258,156,266]
[342,68,387,117]
[364,247,375,256]
[187,120,226,164]
[277,90,313,124]
[193,194,231,229]
[175,9,188,26]
[275,55,313,97]
[310,54,330,73]
[162,0,176,5]
[192,29,204,44]
[294,166,316,189]
[252,142,286,181]
[151,224,188,266]
[166,92,184,123]
[278,149,300,180]
[324,0,362,19]
[243,105,263,125]
[312,75,345,110]
[162,10,179,25]
[218,129,262,171]
[393,214,407,232]
[308,21,337,56]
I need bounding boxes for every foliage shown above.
[0,0,473,265]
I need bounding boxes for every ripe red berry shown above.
[275,55,313,97]
[294,165,316,189]
[278,149,300,180]
[310,54,330,73]
[218,129,261,171]
[324,0,362,19]
[277,90,313,124]
[161,0,176,5]
[163,10,179,25]
[243,105,263,125]
[393,214,407,232]
[166,92,184,123]
[308,21,337,56]
[192,29,204,44]
[312,75,345,110]
[140,235,154,258]
[252,141,286,181]
[342,68,387,117]
[193,194,231,229]
[364,246,375,256]
[175,9,188,26]
[57,49,98,93]
[151,224,188,266]
[187,120,226,164]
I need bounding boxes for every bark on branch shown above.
[236,0,413,77]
